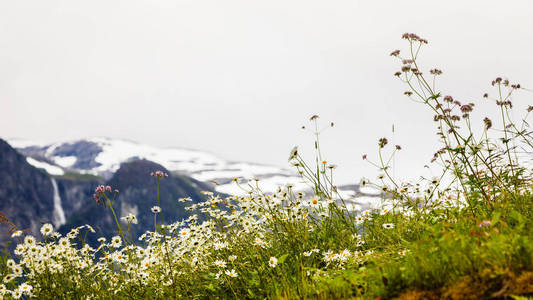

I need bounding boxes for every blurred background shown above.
[1,0,533,184]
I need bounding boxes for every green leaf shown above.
[491,211,501,225]
[278,254,289,264]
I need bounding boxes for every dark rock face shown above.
[56,178,103,220]
[0,139,55,245]
[51,141,102,170]
[60,160,214,245]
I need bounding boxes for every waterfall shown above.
[50,178,66,227]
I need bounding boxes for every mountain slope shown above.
[60,159,215,244]
[0,139,56,245]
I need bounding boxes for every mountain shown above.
[0,138,217,248]
[8,137,305,195]
[60,159,215,244]
[0,139,56,246]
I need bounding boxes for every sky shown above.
[1,0,532,185]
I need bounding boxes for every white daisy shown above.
[382,223,394,229]
[111,236,122,248]
[40,223,54,236]
[214,260,227,268]
[225,269,238,278]
[268,256,278,268]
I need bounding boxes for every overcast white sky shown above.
[1,0,532,184]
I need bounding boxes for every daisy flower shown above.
[309,196,320,208]
[24,235,35,246]
[11,230,23,238]
[382,223,394,229]
[214,260,227,268]
[151,206,161,213]
[225,269,238,278]
[121,213,138,224]
[18,283,32,295]
[111,236,122,248]
[268,257,278,268]
[40,223,54,236]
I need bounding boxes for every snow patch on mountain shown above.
[26,157,65,176]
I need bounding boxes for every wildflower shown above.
[254,237,266,248]
[378,137,388,148]
[214,241,228,250]
[85,224,96,233]
[214,260,227,268]
[382,223,394,229]
[18,283,32,295]
[478,220,492,227]
[24,235,35,246]
[11,230,23,238]
[151,206,161,213]
[309,114,319,121]
[97,237,106,243]
[483,117,492,129]
[111,236,122,248]
[6,259,15,269]
[268,256,278,268]
[179,228,191,239]
[225,269,238,277]
[228,255,237,262]
[460,104,473,113]
[151,170,169,178]
[390,49,400,56]
[11,289,22,299]
[340,249,351,260]
[121,213,138,224]
[58,237,70,248]
[309,196,320,208]
[3,274,14,283]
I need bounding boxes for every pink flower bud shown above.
[479,220,492,227]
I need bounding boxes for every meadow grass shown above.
[0,33,532,299]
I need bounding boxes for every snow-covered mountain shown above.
[8,137,310,195]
